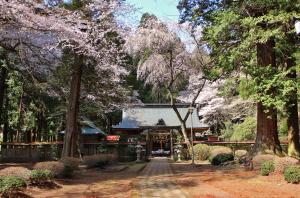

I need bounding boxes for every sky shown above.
[124,0,197,51]
[126,0,180,24]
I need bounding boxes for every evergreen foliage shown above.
[284,166,300,183]
[221,117,256,141]
[0,176,27,194]
[210,153,234,166]
[260,161,275,176]
[178,0,300,111]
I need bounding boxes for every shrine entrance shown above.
[147,129,175,157]
[152,133,170,151]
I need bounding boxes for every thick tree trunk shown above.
[61,58,83,158]
[254,40,282,154]
[286,54,300,157]
[255,102,282,154]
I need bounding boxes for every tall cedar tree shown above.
[178,1,300,155]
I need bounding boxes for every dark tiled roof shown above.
[113,105,208,129]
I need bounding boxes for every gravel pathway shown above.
[137,157,189,198]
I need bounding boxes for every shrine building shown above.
[112,103,209,157]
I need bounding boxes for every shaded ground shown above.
[25,163,146,198]
[135,157,188,198]
[171,161,300,198]
[3,159,300,198]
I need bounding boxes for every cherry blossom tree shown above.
[0,0,129,157]
[126,14,209,147]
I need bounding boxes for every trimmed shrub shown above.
[83,154,109,168]
[30,170,53,185]
[33,161,65,178]
[260,161,275,176]
[210,153,234,166]
[209,146,232,159]
[59,157,81,170]
[252,154,277,169]
[0,167,31,180]
[274,157,299,174]
[284,166,300,184]
[234,150,248,160]
[0,176,27,195]
[190,144,210,161]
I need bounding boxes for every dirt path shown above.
[171,162,300,198]
[136,157,189,198]
[26,163,146,198]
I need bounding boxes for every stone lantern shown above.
[174,144,183,162]
[135,144,143,163]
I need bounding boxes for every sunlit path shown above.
[137,157,189,198]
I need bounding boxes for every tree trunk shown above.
[168,89,191,148]
[61,57,83,158]
[286,52,300,157]
[255,102,282,154]
[2,92,9,148]
[180,121,191,148]
[16,86,24,142]
[254,40,282,154]
[0,66,7,123]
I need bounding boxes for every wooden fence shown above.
[0,140,289,162]
[0,141,136,162]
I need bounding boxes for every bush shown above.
[83,154,109,168]
[30,170,53,185]
[221,117,256,141]
[284,166,300,184]
[62,165,74,178]
[274,157,299,174]
[0,167,31,180]
[210,153,234,166]
[252,154,277,169]
[181,148,191,160]
[230,117,256,141]
[279,118,288,139]
[190,144,210,161]
[209,146,232,159]
[0,176,27,195]
[221,122,234,141]
[260,161,275,176]
[33,161,65,178]
[59,157,81,170]
[234,150,248,159]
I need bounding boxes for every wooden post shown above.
[146,129,150,157]
[170,129,173,158]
